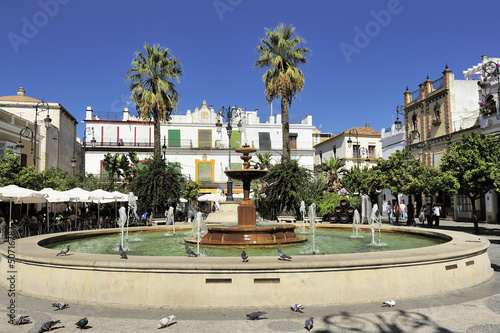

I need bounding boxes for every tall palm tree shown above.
[322,156,343,192]
[126,43,182,159]
[254,23,310,161]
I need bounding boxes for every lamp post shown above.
[162,135,167,160]
[16,100,51,167]
[83,127,96,189]
[33,100,51,167]
[347,128,359,169]
[216,105,241,202]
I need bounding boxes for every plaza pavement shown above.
[2,219,500,332]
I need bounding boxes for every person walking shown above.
[400,201,406,220]
[386,201,393,224]
[425,203,433,227]
[393,202,400,225]
[432,202,440,227]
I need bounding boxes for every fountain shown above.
[299,201,307,232]
[185,144,307,246]
[350,209,363,238]
[369,204,386,246]
[0,149,493,309]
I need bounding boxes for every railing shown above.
[432,77,444,91]
[411,90,420,102]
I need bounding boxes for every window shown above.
[230,131,241,148]
[289,133,298,150]
[412,114,418,131]
[368,145,375,159]
[434,104,441,121]
[198,163,212,182]
[198,130,212,148]
[168,129,181,147]
[170,162,182,181]
[230,162,242,170]
[258,132,271,149]
[353,144,359,157]
[433,152,443,168]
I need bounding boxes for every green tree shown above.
[376,150,423,225]
[255,152,273,169]
[258,158,311,216]
[341,166,385,203]
[130,155,182,216]
[440,133,500,234]
[0,150,22,186]
[127,43,182,159]
[254,24,310,162]
[322,156,344,193]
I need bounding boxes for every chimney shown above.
[482,55,488,63]
[365,123,370,128]
[17,87,26,96]
[86,106,93,120]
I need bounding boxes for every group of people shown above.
[419,202,441,227]
[385,200,440,227]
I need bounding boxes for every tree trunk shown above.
[153,109,161,159]
[469,195,480,234]
[281,98,290,162]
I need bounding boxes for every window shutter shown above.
[258,132,271,149]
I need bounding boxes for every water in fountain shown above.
[193,212,208,256]
[369,204,386,246]
[127,192,139,242]
[361,194,372,224]
[299,201,306,232]
[300,203,319,254]
[117,206,127,249]
[165,206,175,236]
[350,209,363,238]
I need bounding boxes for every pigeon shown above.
[52,301,69,310]
[246,311,267,321]
[305,317,314,331]
[9,314,30,325]
[75,317,88,330]
[119,244,128,259]
[291,303,304,312]
[277,247,292,260]
[38,320,61,333]
[382,299,396,307]
[157,314,175,328]
[241,250,249,262]
[56,245,70,256]
[185,245,197,257]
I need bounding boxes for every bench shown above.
[303,217,324,224]
[277,216,297,223]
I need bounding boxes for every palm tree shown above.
[126,43,182,158]
[254,23,310,162]
[322,157,343,192]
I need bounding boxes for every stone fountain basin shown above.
[0,225,492,309]
[224,169,268,182]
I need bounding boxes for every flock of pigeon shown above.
[40,244,396,331]
[10,300,175,330]
[246,304,314,331]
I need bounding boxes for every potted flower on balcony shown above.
[479,94,498,117]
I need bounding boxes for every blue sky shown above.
[1,0,499,138]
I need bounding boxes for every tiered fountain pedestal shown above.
[186,144,307,246]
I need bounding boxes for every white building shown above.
[313,124,381,172]
[0,87,79,172]
[83,100,317,194]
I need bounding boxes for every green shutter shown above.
[230,131,241,148]
[258,132,271,149]
[230,163,242,170]
[170,162,182,181]
[198,163,212,182]
[168,129,181,147]
[199,130,212,148]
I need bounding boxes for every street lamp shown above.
[83,127,96,189]
[16,100,51,167]
[394,105,404,131]
[216,105,242,202]
[347,128,359,168]
[71,154,77,175]
[162,135,167,159]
